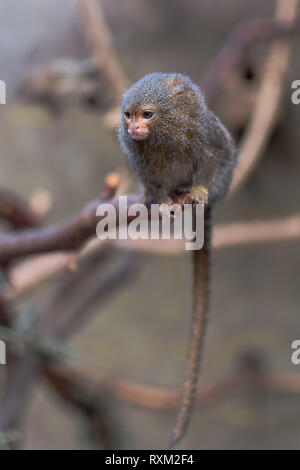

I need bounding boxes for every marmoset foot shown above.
[159,197,181,218]
[174,185,208,207]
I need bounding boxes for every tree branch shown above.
[44,361,300,411]
[0,189,40,229]
[78,0,129,107]
[201,15,300,102]
[229,0,299,195]
[2,210,299,299]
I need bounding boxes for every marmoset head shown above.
[119,72,206,146]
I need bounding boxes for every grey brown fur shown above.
[118,72,237,447]
[118,72,237,204]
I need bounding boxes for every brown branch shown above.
[0,297,11,326]
[201,15,300,102]
[2,209,300,299]
[0,193,143,265]
[1,1,297,269]
[44,362,300,411]
[3,1,300,449]
[18,58,107,114]
[0,197,103,263]
[0,356,38,435]
[213,212,300,248]
[229,0,299,195]
[78,0,129,107]
[40,250,142,338]
[115,211,300,253]
[3,252,88,297]
[1,174,123,296]
[0,173,133,265]
[0,249,141,434]
[44,363,115,449]
[0,189,40,229]
[0,295,39,440]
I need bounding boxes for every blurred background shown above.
[0,0,300,450]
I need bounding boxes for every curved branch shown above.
[0,189,40,229]
[229,0,299,195]
[44,362,300,411]
[78,0,129,106]
[0,193,142,265]
[201,15,300,102]
[2,210,300,299]
[0,2,298,285]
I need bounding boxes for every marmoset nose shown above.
[128,122,149,140]
[129,122,139,131]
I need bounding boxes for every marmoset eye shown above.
[124,111,131,119]
[142,111,155,119]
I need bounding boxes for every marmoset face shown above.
[119,73,205,148]
[122,107,156,140]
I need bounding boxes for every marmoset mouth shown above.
[128,129,149,140]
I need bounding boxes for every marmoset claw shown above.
[174,186,208,206]
[159,197,179,219]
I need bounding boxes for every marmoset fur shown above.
[118,72,238,447]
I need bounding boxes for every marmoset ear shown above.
[166,75,182,87]
[167,77,186,97]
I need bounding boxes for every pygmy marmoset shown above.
[118,72,238,447]
[119,72,237,207]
